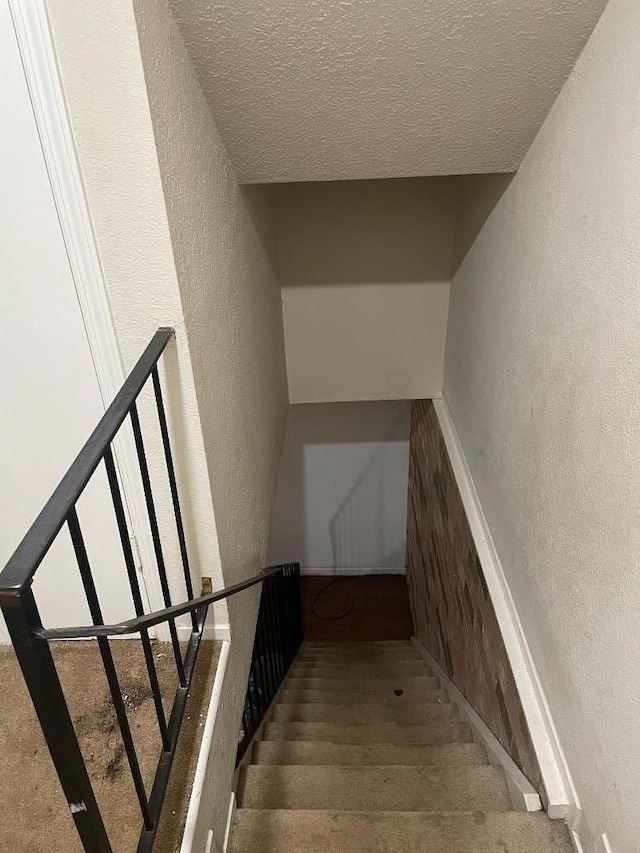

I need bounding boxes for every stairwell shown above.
[231,640,573,852]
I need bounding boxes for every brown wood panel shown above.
[301,574,414,642]
[406,399,544,798]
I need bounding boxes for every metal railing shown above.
[0,327,302,852]
[236,563,303,765]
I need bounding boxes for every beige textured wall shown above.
[45,0,227,632]
[131,3,288,843]
[452,173,514,271]
[444,0,640,850]
[275,178,456,402]
[47,0,288,849]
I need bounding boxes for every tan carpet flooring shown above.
[0,638,220,852]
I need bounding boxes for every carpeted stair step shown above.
[303,639,412,646]
[284,675,440,691]
[263,721,474,744]
[237,765,511,811]
[290,661,427,677]
[251,741,486,766]
[296,653,421,665]
[230,809,574,853]
[272,702,458,724]
[278,686,448,704]
[297,649,420,661]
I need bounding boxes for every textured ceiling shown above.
[169,0,607,183]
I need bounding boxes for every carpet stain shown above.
[0,640,220,852]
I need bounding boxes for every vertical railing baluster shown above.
[67,508,153,829]
[129,402,186,686]
[1,589,112,853]
[104,447,170,750]
[151,367,197,631]
[257,587,276,704]
[272,573,286,683]
[247,652,260,734]
[236,564,304,765]
[263,575,280,701]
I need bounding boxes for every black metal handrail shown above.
[0,327,303,853]
[34,565,283,639]
[0,328,175,594]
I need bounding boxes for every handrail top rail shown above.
[0,328,175,596]
[33,565,287,640]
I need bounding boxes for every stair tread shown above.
[273,702,458,724]
[298,649,420,658]
[302,640,413,649]
[285,676,439,690]
[238,765,511,811]
[290,663,427,677]
[278,688,448,704]
[231,809,573,853]
[251,741,486,766]
[264,721,474,744]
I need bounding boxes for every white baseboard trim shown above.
[300,567,406,576]
[222,792,237,853]
[433,397,578,819]
[411,636,541,812]
[177,624,231,642]
[180,639,230,853]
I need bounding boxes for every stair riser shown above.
[278,688,448,704]
[290,663,427,677]
[231,811,575,853]
[238,766,511,811]
[264,722,474,744]
[251,741,486,766]
[273,703,458,724]
[303,640,412,646]
[297,650,420,659]
[296,656,420,665]
[285,676,440,691]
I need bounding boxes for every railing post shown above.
[1,588,111,853]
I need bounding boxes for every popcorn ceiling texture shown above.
[405,400,544,798]
[169,0,607,182]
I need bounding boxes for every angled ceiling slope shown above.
[169,0,607,183]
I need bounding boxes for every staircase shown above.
[231,640,573,852]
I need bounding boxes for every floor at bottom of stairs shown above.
[0,639,221,853]
[230,640,573,853]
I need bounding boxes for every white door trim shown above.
[6,0,169,638]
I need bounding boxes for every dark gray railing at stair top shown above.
[0,327,302,853]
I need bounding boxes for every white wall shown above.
[276,178,456,402]
[444,1,640,850]
[129,4,289,845]
[0,2,140,639]
[452,173,514,271]
[47,1,288,850]
[268,402,410,571]
[46,0,228,639]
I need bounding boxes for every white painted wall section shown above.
[0,1,140,638]
[46,0,229,636]
[276,178,455,403]
[268,402,410,571]
[444,0,640,850]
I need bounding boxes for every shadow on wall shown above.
[274,177,457,286]
[328,438,408,569]
[267,401,411,571]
